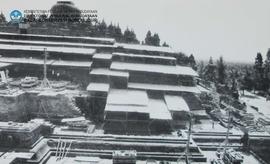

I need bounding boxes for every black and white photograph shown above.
[0,0,269,163]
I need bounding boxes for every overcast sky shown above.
[1,0,270,63]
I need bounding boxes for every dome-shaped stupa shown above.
[50,1,81,22]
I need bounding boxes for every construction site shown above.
[0,29,268,164]
[0,2,270,163]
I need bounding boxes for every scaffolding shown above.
[55,138,72,161]
[30,47,51,88]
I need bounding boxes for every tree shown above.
[97,19,107,37]
[264,49,270,91]
[217,56,226,84]
[229,69,239,91]
[123,28,139,44]
[162,42,169,47]
[144,31,160,46]
[241,68,254,92]
[152,33,160,46]
[197,61,205,78]
[188,54,197,70]
[254,52,264,90]
[114,24,123,42]
[203,57,217,82]
[228,69,240,99]
[145,30,152,45]
[107,23,115,37]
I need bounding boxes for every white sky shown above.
[1,0,270,63]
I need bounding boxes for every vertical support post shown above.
[224,108,231,151]
[57,140,63,161]
[64,141,73,159]
[61,141,67,160]
[185,113,192,164]
[126,112,128,135]
[44,48,47,83]
[55,138,61,158]
[41,48,51,88]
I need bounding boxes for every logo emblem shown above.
[10,10,22,22]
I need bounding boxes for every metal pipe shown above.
[55,138,61,159]
[61,141,67,160]
[63,141,73,159]
[57,140,63,161]
[185,113,192,164]
[224,108,231,151]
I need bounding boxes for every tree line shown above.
[197,49,270,99]
[0,12,170,47]
[241,50,270,94]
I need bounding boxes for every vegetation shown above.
[198,49,270,100]
[202,57,217,82]
[217,56,226,84]
[144,30,160,46]
[188,54,197,71]
[0,10,171,46]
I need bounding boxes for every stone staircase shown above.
[70,97,82,114]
